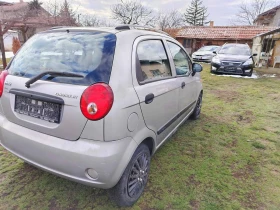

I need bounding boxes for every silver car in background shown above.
[192,45,221,63]
[0,26,203,207]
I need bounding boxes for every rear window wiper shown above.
[25,71,84,88]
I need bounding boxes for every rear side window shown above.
[137,40,172,83]
[8,31,116,86]
[167,41,192,76]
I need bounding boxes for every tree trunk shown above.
[0,35,7,69]
[21,27,28,43]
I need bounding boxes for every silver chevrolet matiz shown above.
[0,26,203,207]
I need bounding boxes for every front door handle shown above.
[145,93,154,104]
[181,82,186,89]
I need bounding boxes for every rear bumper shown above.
[0,115,138,189]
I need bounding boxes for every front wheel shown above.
[190,92,203,120]
[110,144,151,207]
[210,66,215,74]
[247,69,253,77]
[242,69,253,77]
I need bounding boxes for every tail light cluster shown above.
[80,83,114,121]
[0,70,9,97]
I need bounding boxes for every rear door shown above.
[166,41,197,118]
[1,30,116,141]
[132,38,179,145]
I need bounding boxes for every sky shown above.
[3,0,272,26]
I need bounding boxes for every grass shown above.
[1,65,280,209]
[252,142,266,150]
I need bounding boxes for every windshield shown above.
[219,45,251,56]
[8,31,116,86]
[198,46,219,52]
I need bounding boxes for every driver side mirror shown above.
[192,63,203,76]
[213,51,217,54]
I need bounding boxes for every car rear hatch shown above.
[0,29,116,141]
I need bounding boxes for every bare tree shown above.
[0,0,71,68]
[235,0,276,25]
[58,0,77,26]
[42,0,60,21]
[80,15,113,27]
[158,10,183,31]
[42,0,78,25]
[81,15,102,27]
[111,0,156,26]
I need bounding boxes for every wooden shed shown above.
[252,27,280,68]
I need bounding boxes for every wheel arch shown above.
[140,137,156,155]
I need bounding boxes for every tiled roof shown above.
[255,27,280,37]
[0,1,12,6]
[176,26,278,40]
[0,2,28,11]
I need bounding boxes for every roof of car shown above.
[201,45,220,47]
[223,43,249,46]
[46,26,171,39]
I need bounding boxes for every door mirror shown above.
[192,63,203,76]
[213,51,217,54]
[253,53,257,57]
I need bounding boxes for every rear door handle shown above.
[181,82,186,89]
[145,93,154,104]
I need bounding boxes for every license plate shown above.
[226,67,236,71]
[14,95,62,123]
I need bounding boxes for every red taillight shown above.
[0,70,9,97]
[80,83,114,121]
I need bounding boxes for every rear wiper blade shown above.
[25,71,84,88]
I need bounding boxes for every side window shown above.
[137,40,172,83]
[167,41,192,76]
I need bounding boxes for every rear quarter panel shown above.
[104,32,156,147]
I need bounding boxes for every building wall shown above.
[252,36,263,66]
[255,9,280,26]
[271,10,280,26]
[3,31,19,51]
[177,38,253,54]
[272,34,280,68]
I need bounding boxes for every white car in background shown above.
[192,45,220,63]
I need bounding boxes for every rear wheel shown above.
[110,144,151,207]
[190,92,203,120]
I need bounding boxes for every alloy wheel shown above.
[127,153,149,198]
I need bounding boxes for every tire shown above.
[110,144,151,207]
[210,66,216,74]
[247,69,253,77]
[190,92,203,120]
[242,69,253,77]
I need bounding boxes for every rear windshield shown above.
[8,31,116,86]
